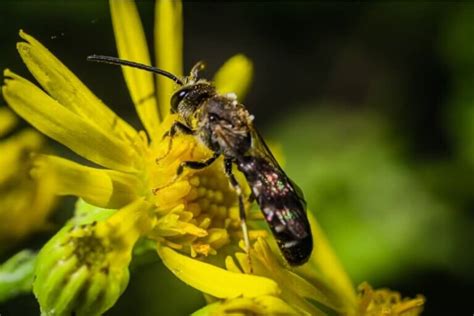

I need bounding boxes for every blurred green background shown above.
[1,1,474,315]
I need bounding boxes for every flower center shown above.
[145,116,254,257]
[70,224,109,270]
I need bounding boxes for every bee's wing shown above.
[248,126,306,202]
[248,126,284,173]
[244,125,312,265]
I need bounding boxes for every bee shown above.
[87,55,313,266]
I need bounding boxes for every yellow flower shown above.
[3,0,253,256]
[356,282,425,316]
[190,214,425,316]
[1,0,425,315]
[191,214,356,315]
[0,107,57,253]
[1,0,263,313]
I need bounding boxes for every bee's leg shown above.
[153,152,220,195]
[224,158,252,272]
[155,121,194,163]
[177,152,220,176]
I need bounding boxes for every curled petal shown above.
[157,245,280,299]
[110,0,161,137]
[16,30,138,143]
[155,0,183,117]
[214,54,253,101]
[2,70,138,172]
[31,154,140,209]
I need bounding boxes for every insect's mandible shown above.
[87,54,313,266]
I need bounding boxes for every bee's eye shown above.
[171,88,190,112]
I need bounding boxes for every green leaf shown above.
[0,250,36,303]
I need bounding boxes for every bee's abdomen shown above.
[262,202,313,266]
[277,231,313,266]
[237,156,313,265]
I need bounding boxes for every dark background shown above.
[1,1,474,315]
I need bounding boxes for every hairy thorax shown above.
[196,94,252,158]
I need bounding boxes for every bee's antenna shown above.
[87,54,184,86]
[190,61,206,81]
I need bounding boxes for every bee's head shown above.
[170,61,215,115]
[170,82,215,114]
[86,55,215,117]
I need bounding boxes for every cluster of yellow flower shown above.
[1,0,425,315]
[0,107,56,255]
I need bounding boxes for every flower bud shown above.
[34,199,152,316]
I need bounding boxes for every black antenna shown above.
[87,54,184,85]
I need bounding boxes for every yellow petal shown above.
[252,296,300,315]
[31,154,140,209]
[224,256,242,274]
[214,54,253,100]
[0,128,56,248]
[247,238,336,315]
[110,0,161,138]
[155,0,183,118]
[0,128,43,184]
[17,30,138,143]
[297,212,357,311]
[193,295,300,316]
[98,198,156,249]
[157,245,280,298]
[3,70,138,172]
[154,213,207,237]
[0,107,18,137]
